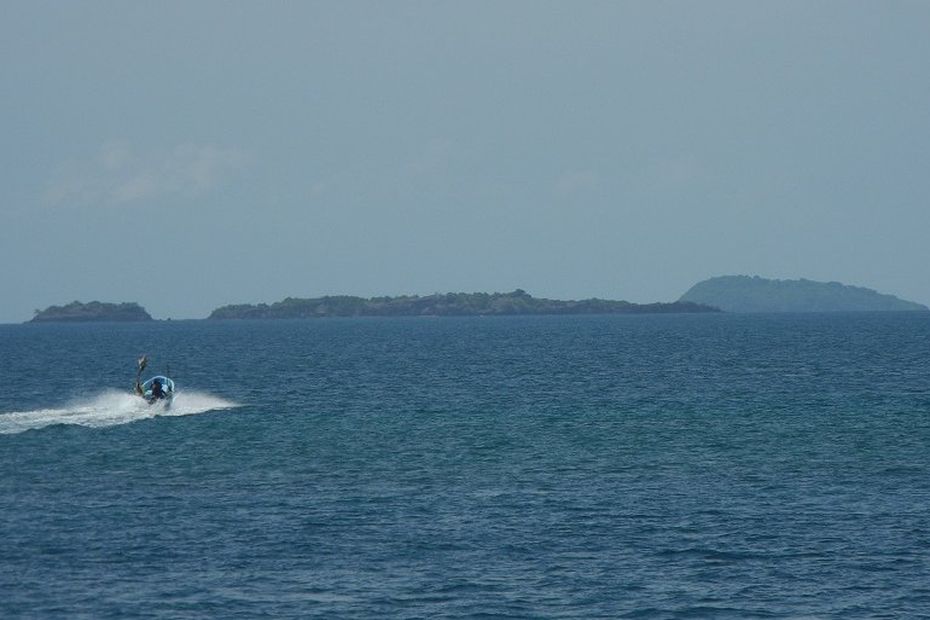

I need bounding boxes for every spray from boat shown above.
[0,391,238,435]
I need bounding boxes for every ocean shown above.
[2,313,930,618]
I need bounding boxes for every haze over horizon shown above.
[3,1,929,323]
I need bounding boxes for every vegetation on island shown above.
[30,301,153,323]
[208,289,720,319]
[679,275,928,313]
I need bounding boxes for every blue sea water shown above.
[2,313,930,618]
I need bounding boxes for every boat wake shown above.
[0,390,239,435]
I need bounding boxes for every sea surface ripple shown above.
[2,314,930,618]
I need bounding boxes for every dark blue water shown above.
[3,314,930,618]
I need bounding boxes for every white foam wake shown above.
[0,390,239,435]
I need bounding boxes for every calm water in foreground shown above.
[2,313,930,618]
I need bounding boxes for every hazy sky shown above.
[3,1,929,322]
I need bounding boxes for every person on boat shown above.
[150,379,165,401]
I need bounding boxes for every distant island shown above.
[209,289,720,319]
[30,301,154,323]
[680,275,928,313]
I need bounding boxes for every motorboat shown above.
[134,356,175,406]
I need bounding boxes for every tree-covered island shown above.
[30,301,154,323]
[208,290,719,319]
[680,275,929,313]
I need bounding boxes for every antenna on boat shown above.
[134,355,148,396]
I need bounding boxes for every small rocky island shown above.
[680,275,928,313]
[209,289,719,319]
[30,301,154,323]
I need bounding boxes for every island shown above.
[209,289,720,319]
[30,301,154,323]
[679,275,929,313]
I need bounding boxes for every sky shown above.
[2,1,929,322]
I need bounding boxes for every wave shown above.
[0,390,239,435]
